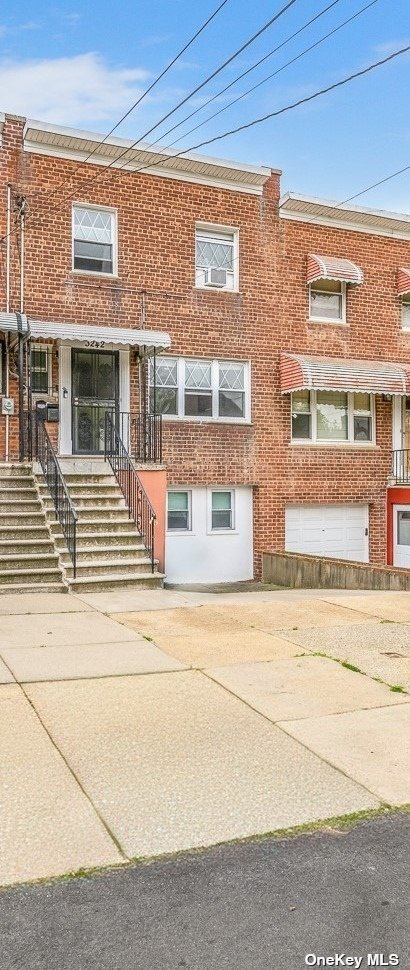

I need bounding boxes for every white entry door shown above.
[393,505,410,567]
[285,504,369,562]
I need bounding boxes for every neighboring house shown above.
[0,112,409,591]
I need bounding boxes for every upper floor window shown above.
[402,292,410,329]
[291,390,374,444]
[72,205,116,275]
[195,226,237,291]
[150,357,249,422]
[309,279,346,323]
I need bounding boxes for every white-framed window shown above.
[291,390,375,444]
[309,279,346,323]
[210,489,234,531]
[401,292,410,329]
[0,342,3,394]
[195,225,238,291]
[31,344,52,395]
[150,357,250,422]
[72,204,117,275]
[167,490,191,532]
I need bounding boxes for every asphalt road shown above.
[1,813,408,970]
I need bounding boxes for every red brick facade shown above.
[1,113,410,576]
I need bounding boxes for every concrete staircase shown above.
[40,460,163,592]
[0,463,65,593]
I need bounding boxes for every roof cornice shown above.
[279,192,410,240]
[22,118,278,195]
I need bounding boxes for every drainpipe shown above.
[5,185,11,461]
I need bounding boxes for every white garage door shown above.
[285,504,369,562]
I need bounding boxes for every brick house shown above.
[0,111,409,591]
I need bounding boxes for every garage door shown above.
[285,504,369,562]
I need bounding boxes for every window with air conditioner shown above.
[195,226,237,291]
[72,205,117,275]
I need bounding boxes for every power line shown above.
[151,0,344,148]
[337,164,410,206]
[166,0,381,149]
[28,0,232,202]
[72,0,301,178]
[182,43,410,154]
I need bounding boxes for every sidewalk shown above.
[0,587,409,887]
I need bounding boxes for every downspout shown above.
[5,184,11,461]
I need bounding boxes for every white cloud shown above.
[0,52,151,126]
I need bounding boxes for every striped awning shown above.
[280,352,410,396]
[307,254,364,285]
[0,314,170,352]
[397,268,410,295]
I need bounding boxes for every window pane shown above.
[185,360,212,389]
[168,510,189,530]
[168,492,188,512]
[32,371,49,393]
[219,390,244,418]
[310,288,342,319]
[184,392,212,416]
[74,207,113,243]
[292,413,311,439]
[353,393,371,413]
[292,390,310,413]
[354,415,372,441]
[402,302,410,327]
[218,362,244,390]
[196,234,234,272]
[317,391,348,440]
[397,511,410,545]
[151,387,177,415]
[32,349,47,371]
[151,358,178,388]
[74,240,113,274]
[212,491,231,511]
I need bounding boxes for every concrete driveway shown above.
[0,587,409,887]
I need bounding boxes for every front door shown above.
[72,349,119,454]
[393,505,410,568]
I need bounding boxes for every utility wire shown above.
[181,44,410,154]
[337,163,410,206]
[75,0,301,175]
[151,0,344,148]
[28,0,232,201]
[166,0,381,149]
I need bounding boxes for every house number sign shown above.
[84,340,106,348]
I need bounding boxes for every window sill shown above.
[290,442,379,450]
[161,416,252,426]
[308,318,348,326]
[70,270,119,280]
[194,285,239,295]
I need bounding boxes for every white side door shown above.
[393,505,410,567]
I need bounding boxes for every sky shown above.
[1,0,409,211]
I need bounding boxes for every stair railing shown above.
[104,412,156,572]
[35,418,78,577]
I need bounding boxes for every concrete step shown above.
[75,519,140,534]
[74,543,146,560]
[65,482,122,495]
[0,567,63,585]
[0,539,55,556]
[0,525,51,540]
[0,582,67,595]
[0,483,37,495]
[0,465,32,478]
[68,572,164,592]
[0,553,59,571]
[0,500,41,513]
[54,530,142,548]
[65,558,154,578]
[70,496,127,509]
[74,507,132,521]
[0,513,47,528]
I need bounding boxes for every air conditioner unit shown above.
[204,268,227,288]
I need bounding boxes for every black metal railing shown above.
[119,412,163,464]
[35,418,78,576]
[105,412,156,572]
[392,449,410,483]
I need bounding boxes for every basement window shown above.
[72,205,117,275]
